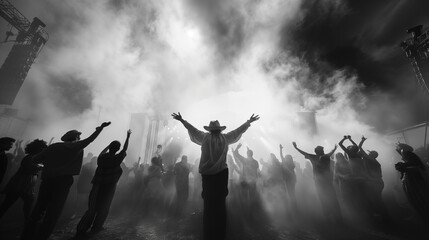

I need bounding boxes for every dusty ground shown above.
[1,209,427,240]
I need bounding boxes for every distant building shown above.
[128,113,168,164]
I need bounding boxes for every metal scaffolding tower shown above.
[400,25,429,95]
[0,0,48,104]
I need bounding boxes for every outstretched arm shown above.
[349,136,358,147]
[338,136,349,153]
[328,144,337,157]
[232,143,246,164]
[395,143,402,156]
[358,136,366,149]
[122,129,132,152]
[279,144,285,161]
[292,142,310,157]
[228,154,240,175]
[13,140,19,156]
[357,136,370,158]
[172,112,206,145]
[225,114,259,144]
[133,157,141,171]
[76,122,111,149]
[17,140,25,157]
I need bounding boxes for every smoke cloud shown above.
[0,1,406,180]
[3,0,423,229]
[0,0,400,161]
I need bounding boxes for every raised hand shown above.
[172,112,183,121]
[248,114,260,123]
[361,136,367,141]
[279,144,283,149]
[395,143,402,152]
[292,142,297,148]
[100,122,111,128]
[127,129,132,136]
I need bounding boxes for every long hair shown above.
[25,139,48,155]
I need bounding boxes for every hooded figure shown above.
[395,143,429,223]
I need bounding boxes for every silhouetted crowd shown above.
[1,114,429,240]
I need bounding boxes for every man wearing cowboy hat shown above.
[21,122,111,240]
[172,112,259,240]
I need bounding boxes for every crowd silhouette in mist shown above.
[0,113,429,240]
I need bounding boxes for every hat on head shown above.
[61,130,81,142]
[204,120,226,131]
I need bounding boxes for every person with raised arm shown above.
[339,136,366,176]
[232,143,259,203]
[0,139,47,220]
[21,122,111,240]
[172,112,259,240]
[339,135,368,216]
[292,141,342,223]
[75,129,131,236]
[10,139,25,174]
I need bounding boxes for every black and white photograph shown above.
[1,0,429,239]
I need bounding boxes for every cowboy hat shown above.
[61,130,82,142]
[204,120,226,131]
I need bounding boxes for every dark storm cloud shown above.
[286,0,429,88]
[284,0,429,131]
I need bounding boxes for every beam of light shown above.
[7,0,400,208]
